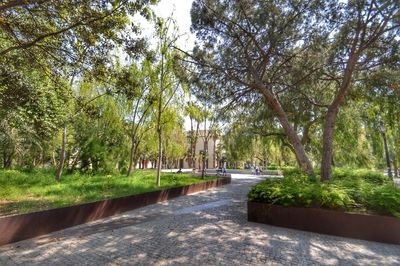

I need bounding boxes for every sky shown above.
[134,0,195,51]
[151,0,195,50]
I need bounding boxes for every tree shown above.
[184,101,203,169]
[0,65,70,169]
[190,0,399,180]
[150,17,183,186]
[319,0,399,180]
[1,0,157,179]
[0,0,154,57]
[71,80,127,173]
[116,60,155,176]
[190,0,331,176]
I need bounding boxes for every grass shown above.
[0,168,218,217]
[248,167,400,218]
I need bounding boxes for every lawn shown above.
[0,169,217,217]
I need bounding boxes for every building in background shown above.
[183,130,221,170]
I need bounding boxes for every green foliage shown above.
[248,168,400,218]
[366,185,400,218]
[331,168,390,185]
[248,178,354,210]
[0,168,217,216]
[266,164,278,170]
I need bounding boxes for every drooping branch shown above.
[0,0,50,12]
[0,0,127,56]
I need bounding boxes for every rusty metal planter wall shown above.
[248,201,400,245]
[0,175,231,246]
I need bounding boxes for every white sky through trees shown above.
[137,0,197,131]
[134,0,195,51]
[152,0,195,50]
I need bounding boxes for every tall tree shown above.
[190,0,332,176]
[184,101,203,169]
[319,0,399,180]
[116,60,155,176]
[151,17,182,186]
[190,0,399,179]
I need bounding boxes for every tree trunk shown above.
[213,138,217,168]
[382,131,393,179]
[52,151,57,167]
[259,87,314,176]
[393,156,398,178]
[321,54,357,181]
[127,137,136,176]
[3,152,13,169]
[55,126,67,181]
[320,108,337,181]
[156,127,162,187]
[201,120,207,179]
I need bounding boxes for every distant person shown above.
[223,162,227,176]
[256,166,260,175]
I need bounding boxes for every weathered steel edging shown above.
[0,175,231,246]
[248,201,400,245]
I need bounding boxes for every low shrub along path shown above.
[0,174,399,265]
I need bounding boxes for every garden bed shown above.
[248,202,400,244]
[0,175,231,246]
[247,168,400,244]
[0,169,219,216]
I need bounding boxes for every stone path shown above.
[0,174,399,265]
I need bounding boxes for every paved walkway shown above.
[0,174,399,265]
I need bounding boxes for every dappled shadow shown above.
[0,177,230,246]
[0,174,398,265]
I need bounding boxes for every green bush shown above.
[331,168,390,185]
[365,185,400,217]
[248,178,354,210]
[281,167,310,181]
[266,164,278,170]
[248,168,400,218]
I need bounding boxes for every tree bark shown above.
[127,121,138,176]
[156,127,162,187]
[52,151,57,167]
[320,107,338,181]
[382,130,393,179]
[156,86,163,186]
[201,140,207,179]
[127,142,136,176]
[393,155,398,178]
[193,122,200,169]
[259,87,314,176]
[321,54,357,181]
[3,152,13,169]
[201,119,208,178]
[213,138,217,168]
[55,126,67,181]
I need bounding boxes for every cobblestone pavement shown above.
[0,174,399,266]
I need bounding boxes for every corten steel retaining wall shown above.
[248,201,400,245]
[0,175,231,246]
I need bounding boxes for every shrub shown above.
[281,167,310,182]
[332,168,390,185]
[365,184,400,217]
[266,164,278,170]
[248,178,354,210]
[249,168,400,218]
